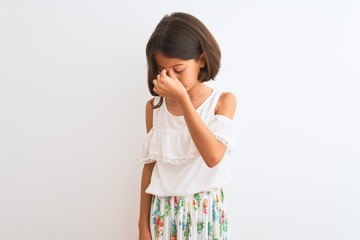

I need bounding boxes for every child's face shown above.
[154,51,205,92]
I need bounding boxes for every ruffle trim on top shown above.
[208,114,236,152]
[140,114,236,165]
[142,152,199,165]
[140,126,199,165]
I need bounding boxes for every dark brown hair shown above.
[146,12,221,108]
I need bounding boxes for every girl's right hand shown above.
[152,68,187,102]
[139,230,152,240]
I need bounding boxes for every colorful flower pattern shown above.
[150,189,228,240]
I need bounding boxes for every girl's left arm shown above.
[179,92,236,168]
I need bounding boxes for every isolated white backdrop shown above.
[0,0,359,239]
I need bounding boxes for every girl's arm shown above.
[153,69,236,168]
[138,99,155,239]
[178,91,236,168]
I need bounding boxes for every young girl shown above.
[139,12,236,240]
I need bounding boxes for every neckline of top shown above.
[164,89,215,118]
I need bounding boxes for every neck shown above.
[187,82,212,101]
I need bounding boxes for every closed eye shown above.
[157,68,183,74]
[173,69,183,74]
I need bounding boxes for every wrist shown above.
[177,91,190,106]
[177,94,194,115]
[138,221,150,232]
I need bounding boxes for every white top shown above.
[140,90,236,196]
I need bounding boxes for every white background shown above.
[0,0,359,239]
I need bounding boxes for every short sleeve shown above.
[208,114,237,152]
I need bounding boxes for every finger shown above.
[168,68,177,79]
[153,79,158,87]
[153,84,161,95]
[160,69,167,78]
[153,87,158,95]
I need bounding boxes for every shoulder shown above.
[145,98,155,133]
[146,98,155,108]
[215,92,237,119]
[145,98,155,116]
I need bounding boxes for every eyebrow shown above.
[158,64,185,69]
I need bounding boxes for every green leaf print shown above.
[175,196,184,216]
[151,196,155,204]
[183,211,192,238]
[197,221,205,234]
[208,222,213,238]
[156,198,161,212]
[194,193,201,210]
[170,219,177,235]
[220,218,228,237]
[165,198,171,217]
[223,219,228,233]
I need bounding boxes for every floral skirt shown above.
[150,189,228,240]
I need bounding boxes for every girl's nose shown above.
[158,68,170,73]
[160,68,171,77]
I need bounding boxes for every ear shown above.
[199,52,206,68]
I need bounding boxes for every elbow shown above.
[206,161,219,168]
[204,153,225,168]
